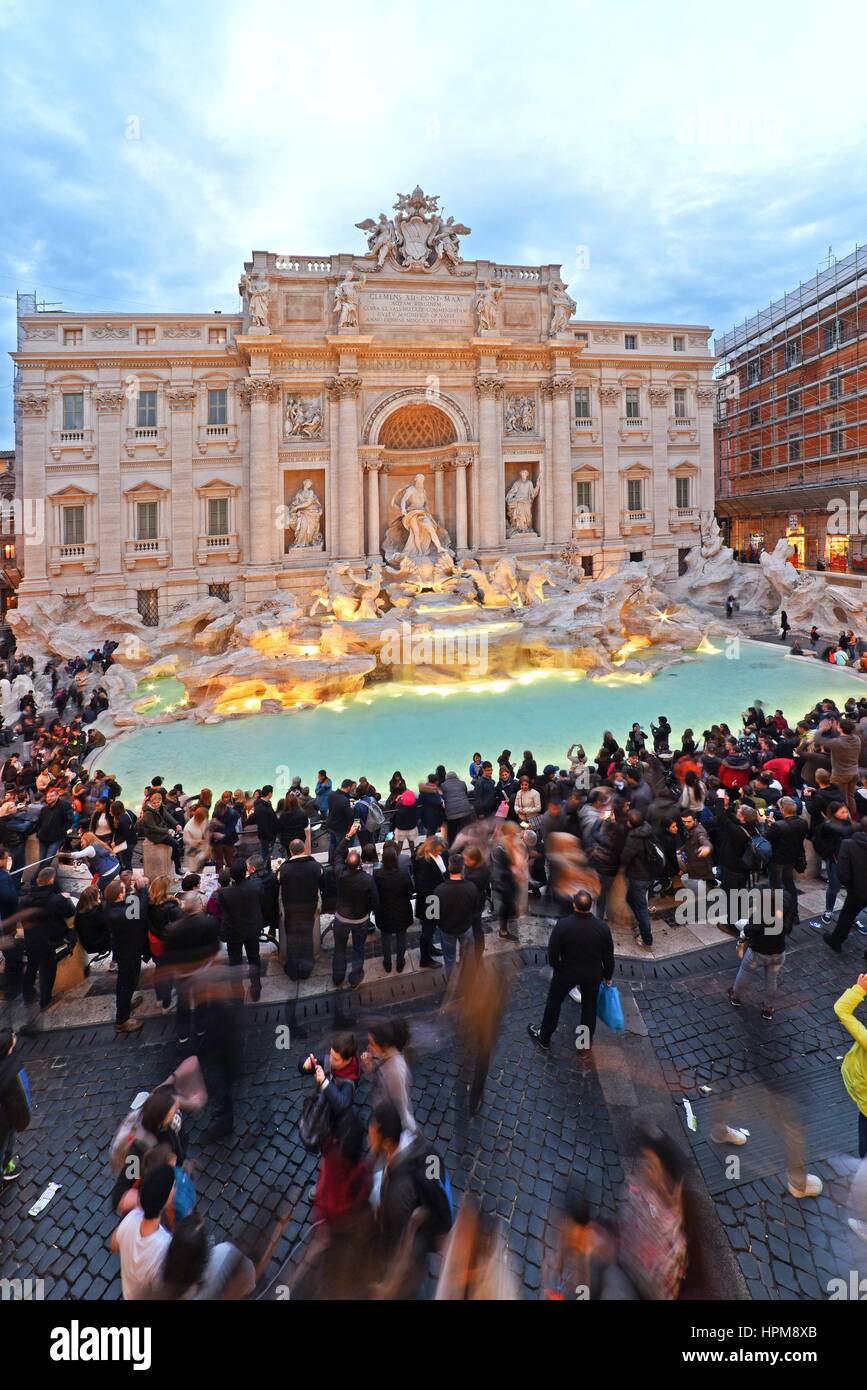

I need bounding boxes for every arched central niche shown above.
[378,402,457,451]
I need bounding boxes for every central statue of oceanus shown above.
[382,474,452,561]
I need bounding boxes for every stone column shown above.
[167,386,198,584]
[648,385,673,565]
[476,376,504,552]
[696,385,717,513]
[92,389,125,580]
[325,382,341,556]
[330,376,363,559]
[433,460,445,523]
[540,383,555,544]
[599,384,624,562]
[453,454,470,554]
[366,458,382,557]
[550,373,575,545]
[15,392,50,594]
[240,378,280,569]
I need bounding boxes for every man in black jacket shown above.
[711,794,757,929]
[619,810,661,947]
[805,768,844,836]
[431,854,479,976]
[728,887,791,1021]
[472,763,499,819]
[248,853,279,941]
[218,860,264,1000]
[326,780,356,863]
[162,895,221,1044]
[35,787,73,863]
[20,866,75,1013]
[105,876,147,1034]
[252,785,279,868]
[825,818,867,953]
[529,889,614,1051]
[279,839,323,981]
[368,1099,450,1299]
[0,1028,31,1181]
[333,842,378,988]
[766,796,807,933]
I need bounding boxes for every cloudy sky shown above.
[2,0,866,444]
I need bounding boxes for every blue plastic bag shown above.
[18,1068,32,1110]
[597,982,625,1032]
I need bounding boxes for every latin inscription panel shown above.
[361,290,472,329]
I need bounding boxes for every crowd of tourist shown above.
[5,638,867,1298]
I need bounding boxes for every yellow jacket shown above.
[834,984,867,1116]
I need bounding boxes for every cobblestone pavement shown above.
[640,921,867,1300]
[2,916,866,1301]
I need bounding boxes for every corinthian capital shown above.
[167,386,198,410]
[16,392,49,416]
[696,385,717,405]
[238,378,280,405]
[475,375,504,398]
[326,375,362,400]
[93,388,126,413]
[648,385,670,408]
[598,385,621,406]
[551,374,575,396]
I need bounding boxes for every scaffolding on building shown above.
[713,242,867,540]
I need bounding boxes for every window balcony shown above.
[196,423,239,455]
[124,425,168,458]
[48,542,98,575]
[195,532,241,564]
[571,417,599,444]
[621,508,652,533]
[619,416,649,441]
[49,428,95,460]
[573,509,602,535]
[669,506,699,528]
[668,415,697,442]
[124,537,171,569]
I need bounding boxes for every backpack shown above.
[407,1142,454,1241]
[359,797,385,830]
[110,1109,154,1174]
[298,1090,335,1152]
[742,833,772,873]
[643,837,667,878]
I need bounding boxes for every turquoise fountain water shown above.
[106,642,864,798]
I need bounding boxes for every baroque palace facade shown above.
[12,188,716,623]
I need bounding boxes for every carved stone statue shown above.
[384,474,451,560]
[239,273,270,329]
[521,560,558,605]
[474,281,503,334]
[505,470,540,535]
[334,268,365,330]
[286,479,324,549]
[383,554,424,606]
[285,397,323,438]
[355,212,398,268]
[489,555,524,606]
[429,215,471,270]
[349,563,383,620]
[356,190,471,274]
[308,563,361,621]
[549,280,577,336]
